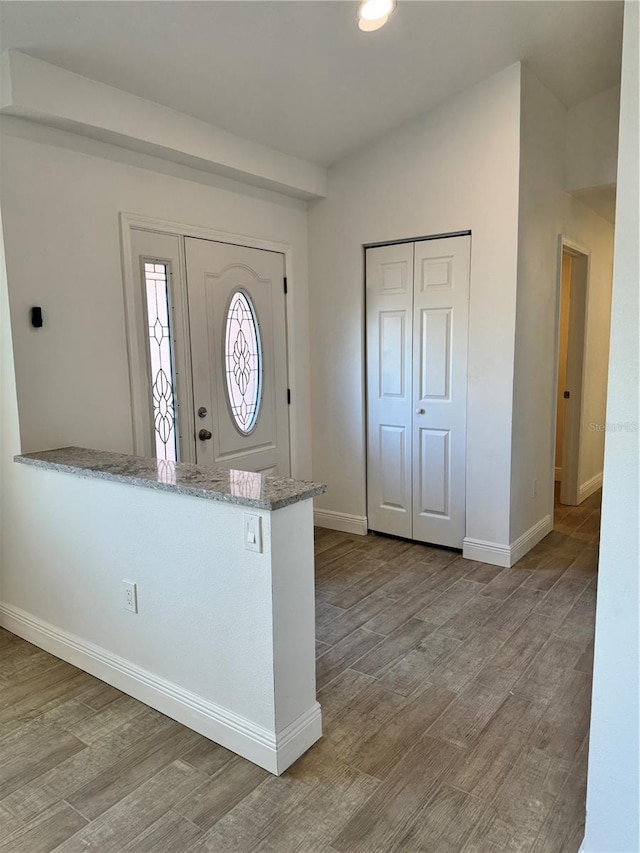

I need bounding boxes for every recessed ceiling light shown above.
[358,13,390,32]
[357,0,396,31]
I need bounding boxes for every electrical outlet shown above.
[532,478,538,499]
[123,580,138,613]
[244,513,262,553]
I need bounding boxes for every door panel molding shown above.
[379,311,407,398]
[417,428,450,517]
[379,425,409,512]
[420,308,452,400]
[419,255,454,291]
[120,213,300,477]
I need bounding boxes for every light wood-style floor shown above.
[0,493,600,853]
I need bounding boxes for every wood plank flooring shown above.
[0,493,600,852]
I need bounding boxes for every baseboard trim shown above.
[313,509,368,536]
[463,514,552,568]
[0,602,321,775]
[463,537,511,568]
[510,514,553,565]
[579,471,603,503]
[274,703,323,775]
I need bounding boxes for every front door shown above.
[130,228,290,475]
[366,234,470,548]
[185,238,290,475]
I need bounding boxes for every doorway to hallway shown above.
[553,238,607,510]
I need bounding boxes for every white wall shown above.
[3,466,278,727]
[1,51,326,200]
[583,3,639,849]
[308,64,522,546]
[565,199,615,489]
[566,84,620,192]
[510,66,614,542]
[0,116,313,478]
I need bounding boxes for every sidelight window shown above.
[143,261,178,461]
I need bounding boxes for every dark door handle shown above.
[198,429,212,441]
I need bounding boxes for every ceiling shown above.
[572,185,617,224]
[0,1,623,167]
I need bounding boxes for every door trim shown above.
[363,229,472,249]
[119,213,300,477]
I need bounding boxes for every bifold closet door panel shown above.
[365,243,414,538]
[412,236,470,548]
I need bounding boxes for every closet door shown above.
[412,236,470,548]
[366,234,470,548]
[366,243,414,538]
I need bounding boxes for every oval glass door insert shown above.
[224,290,263,433]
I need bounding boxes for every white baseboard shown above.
[274,704,322,775]
[579,471,603,503]
[313,509,368,536]
[509,514,553,564]
[0,602,321,776]
[463,537,511,568]
[463,514,552,568]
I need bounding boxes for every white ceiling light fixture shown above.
[357,0,396,32]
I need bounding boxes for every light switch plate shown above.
[243,513,262,553]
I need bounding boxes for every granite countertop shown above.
[15,447,327,511]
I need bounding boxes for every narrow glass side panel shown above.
[225,290,263,434]
[143,261,178,461]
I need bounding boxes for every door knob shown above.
[198,429,212,441]
[415,408,425,415]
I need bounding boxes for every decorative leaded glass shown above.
[156,459,177,485]
[143,262,178,461]
[225,291,262,434]
[230,468,262,500]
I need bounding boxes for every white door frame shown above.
[551,235,592,508]
[119,212,300,477]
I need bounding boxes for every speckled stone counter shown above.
[15,446,326,511]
